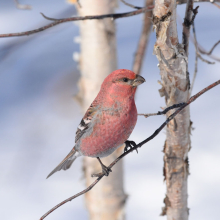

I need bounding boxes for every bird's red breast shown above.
[77,69,140,157]
[79,98,137,157]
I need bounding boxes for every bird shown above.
[47,69,145,178]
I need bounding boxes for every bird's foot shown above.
[124,140,138,154]
[101,164,112,176]
[91,165,112,178]
[92,158,112,178]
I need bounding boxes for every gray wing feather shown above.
[47,148,77,178]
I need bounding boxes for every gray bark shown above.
[153,0,190,219]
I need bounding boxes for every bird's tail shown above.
[47,148,78,179]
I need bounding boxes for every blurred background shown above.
[0,0,220,219]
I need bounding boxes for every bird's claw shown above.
[94,157,112,177]
[91,163,112,177]
[124,140,138,154]
[91,165,112,178]
[102,165,112,176]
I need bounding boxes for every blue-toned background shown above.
[0,1,220,219]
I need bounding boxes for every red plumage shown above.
[47,69,145,178]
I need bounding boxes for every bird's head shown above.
[101,69,145,100]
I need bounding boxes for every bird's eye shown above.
[123,78,129,82]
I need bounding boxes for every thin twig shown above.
[177,13,220,62]
[138,103,186,118]
[190,23,199,95]
[199,40,220,55]
[182,4,199,55]
[197,53,215,64]
[212,2,220,9]
[177,0,220,3]
[40,13,60,21]
[0,6,154,38]
[197,45,220,62]
[1,0,219,38]
[190,22,215,95]
[192,22,215,64]
[192,12,220,61]
[120,0,142,9]
[132,0,153,75]
[14,0,32,10]
[191,50,198,95]
[39,79,220,220]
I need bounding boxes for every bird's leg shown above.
[124,140,138,154]
[97,157,112,176]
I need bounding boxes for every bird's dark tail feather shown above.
[47,148,77,179]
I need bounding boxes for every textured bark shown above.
[153,0,190,219]
[76,1,127,219]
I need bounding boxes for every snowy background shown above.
[0,0,220,220]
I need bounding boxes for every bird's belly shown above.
[79,108,137,158]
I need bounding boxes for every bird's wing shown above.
[75,102,99,143]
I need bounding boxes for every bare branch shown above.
[177,12,220,62]
[0,6,154,38]
[132,0,153,75]
[138,102,186,118]
[182,5,199,55]
[177,0,220,4]
[190,23,199,95]
[39,79,220,220]
[190,22,216,95]
[197,53,215,64]
[199,40,220,55]
[192,22,215,64]
[192,52,198,93]
[197,45,220,62]
[212,2,220,9]
[120,0,142,9]
[1,0,219,38]
[40,13,60,21]
[14,0,32,10]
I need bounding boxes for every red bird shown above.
[47,69,145,178]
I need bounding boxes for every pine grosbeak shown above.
[47,69,145,178]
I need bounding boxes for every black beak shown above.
[132,75,145,87]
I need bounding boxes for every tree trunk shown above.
[76,1,127,219]
[153,0,190,219]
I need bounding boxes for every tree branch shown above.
[120,0,142,9]
[177,12,220,63]
[177,0,220,3]
[212,2,220,8]
[132,0,153,75]
[1,0,219,38]
[192,22,215,64]
[199,40,220,55]
[138,102,186,117]
[197,44,220,62]
[182,2,198,56]
[39,79,220,220]
[0,6,154,38]
[190,23,199,95]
